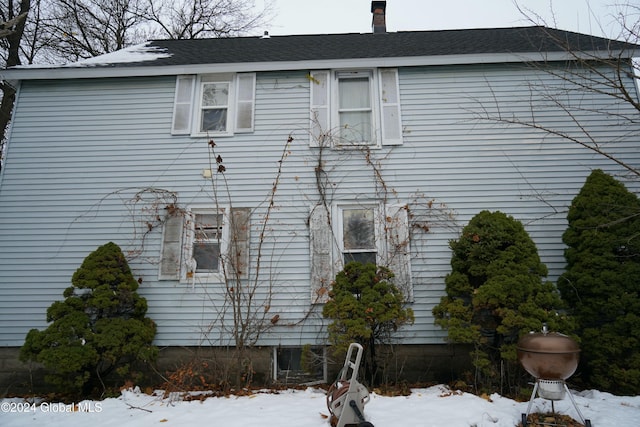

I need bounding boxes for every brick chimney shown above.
[371,1,387,34]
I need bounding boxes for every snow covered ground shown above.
[1,384,638,427]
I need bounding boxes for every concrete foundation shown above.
[1,344,472,397]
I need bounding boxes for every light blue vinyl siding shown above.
[1,63,638,347]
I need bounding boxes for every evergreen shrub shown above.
[323,262,414,385]
[20,242,157,396]
[559,169,640,394]
[433,210,573,393]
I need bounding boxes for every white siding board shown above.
[394,64,637,342]
[1,64,638,348]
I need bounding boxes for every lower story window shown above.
[309,202,412,303]
[274,346,326,385]
[159,206,251,283]
[340,205,379,266]
[193,212,224,273]
[184,207,229,282]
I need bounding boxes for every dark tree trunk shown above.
[0,0,30,170]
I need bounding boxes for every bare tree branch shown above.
[476,2,640,179]
[0,0,30,171]
[143,0,273,40]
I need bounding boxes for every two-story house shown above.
[1,1,638,387]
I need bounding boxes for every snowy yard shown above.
[1,385,639,427]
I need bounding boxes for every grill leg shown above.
[564,383,589,426]
[525,381,539,417]
[521,381,539,427]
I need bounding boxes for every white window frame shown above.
[309,68,402,148]
[171,73,256,137]
[182,206,230,283]
[309,202,412,302]
[333,70,377,147]
[197,79,232,135]
[333,202,385,271]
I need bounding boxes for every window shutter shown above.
[309,205,332,303]
[378,69,403,146]
[159,212,184,280]
[309,70,330,147]
[235,73,256,132]
[384,204,412,300]
[228,207,251,279]
[172,75,195,135]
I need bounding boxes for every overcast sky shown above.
[264,0,631,39]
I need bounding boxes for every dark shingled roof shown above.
[134,26,635,68]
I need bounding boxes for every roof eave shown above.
[1,49,633,81]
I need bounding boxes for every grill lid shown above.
[517,329,580,380]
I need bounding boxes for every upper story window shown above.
[199,81,230,133]
[171,73,256,137]
[310,68,402,148]
[337,71,374,145]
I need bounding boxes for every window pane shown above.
[202,83,229,106]
[276,347,325,384]
[278,347,303,371]
[201,108,227,132]
[339,111,372,143]
[344,252,377,266]
[193,213,223,273]
[339,77,371,109]
[195,213,223,239]
[343,208,375,250]
[193,242,220,272]
[338,76,372,144]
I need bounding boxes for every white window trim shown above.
[192,74,236,137]
[333,201,385,272]
[196,79,232,135]
[332,70,379,148]
[181,206,231,283]
[309,68,402,148]
[308,201,412,302]
[171,73,256,137]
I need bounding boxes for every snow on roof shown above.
[10,42,172,70]
[67,42,173,67]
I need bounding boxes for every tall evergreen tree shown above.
[433,210,573,393]
[558,169,640,394]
